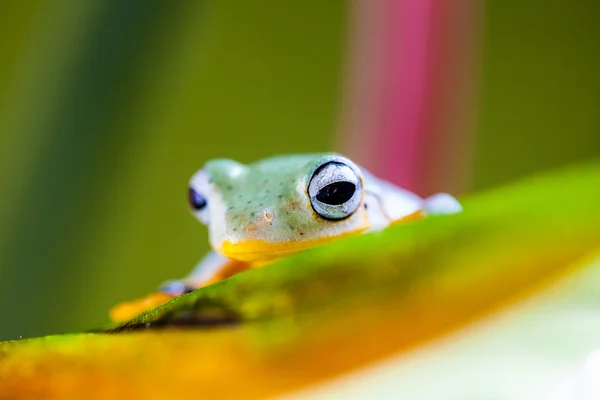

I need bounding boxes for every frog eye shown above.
[189,170,212,225]
[308,161,362,220]
[188,187,210,225]
[188,188,207,211]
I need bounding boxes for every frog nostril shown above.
[263,209,275,224]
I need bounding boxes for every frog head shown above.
[188,153,369,263]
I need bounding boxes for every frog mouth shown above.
[217,238,332,263]
[217,228,367,264]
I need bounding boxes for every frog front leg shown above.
[160,251,250,295]
[109,252,250,322]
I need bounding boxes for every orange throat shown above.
[218,229,368,264]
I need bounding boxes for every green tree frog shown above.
[110,153,461,321]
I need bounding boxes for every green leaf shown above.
[1,160,599,399]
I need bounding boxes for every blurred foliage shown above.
[0,0,599,342]
[0,1,348,340]
[1,159,599,399]
[474,0,600,188]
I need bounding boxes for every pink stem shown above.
[338,0,480,195]
[380,0,433,191]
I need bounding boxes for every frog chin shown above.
[214,226,368,264]
[216,238,324,263]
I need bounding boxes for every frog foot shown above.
[158,280,196,296]
[109,291,175,322]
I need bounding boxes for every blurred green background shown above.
[0,0,598,340]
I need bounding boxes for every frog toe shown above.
[159,280,195,296]
[424,193,462,215]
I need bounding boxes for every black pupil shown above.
[188,188,207,210]
[315,181,356,205]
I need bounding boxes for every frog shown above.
[110,153,461,321]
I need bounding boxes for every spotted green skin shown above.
[203,153,366,246]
